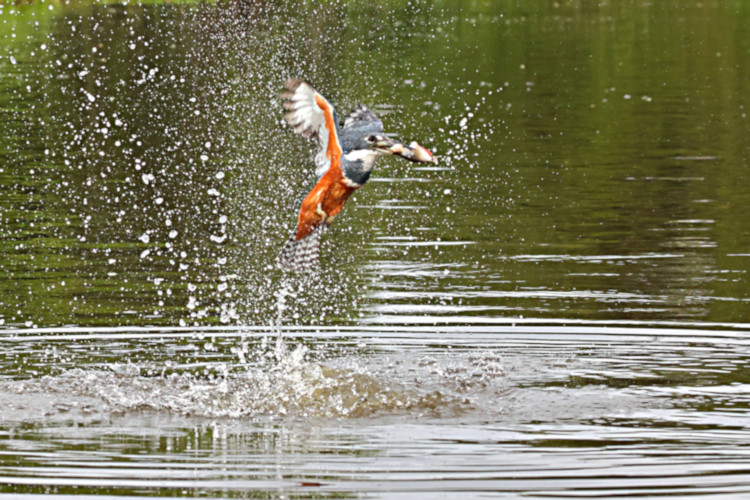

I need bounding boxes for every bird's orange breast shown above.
[295,169,358,240]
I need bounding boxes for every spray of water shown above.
[0,1,502,421]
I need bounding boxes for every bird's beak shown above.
[372,136,399,152]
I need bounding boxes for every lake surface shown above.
[2,0,750,497]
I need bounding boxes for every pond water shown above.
[2,0,750,497]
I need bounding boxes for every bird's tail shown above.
[276,225,327,272]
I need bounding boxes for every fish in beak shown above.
[388,141,438,164]
[370,134,438,164]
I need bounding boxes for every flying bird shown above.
[277,78,436,272]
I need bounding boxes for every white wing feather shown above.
[282,79,338,178]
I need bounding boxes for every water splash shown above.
[273,278,293,355]
[3,343,497,421]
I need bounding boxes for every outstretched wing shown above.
[343,104,383,131]
[282,79,342,178]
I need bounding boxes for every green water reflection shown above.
[1,0,749,328]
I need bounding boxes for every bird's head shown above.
[357,133,398,155]
[343,133,400,166]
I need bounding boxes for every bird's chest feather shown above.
[297,172,357,239]
[342,151,379,186]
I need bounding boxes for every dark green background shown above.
[2,0,749,328]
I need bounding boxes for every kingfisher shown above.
[276,78,436,272]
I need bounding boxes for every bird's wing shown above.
[342,104,383,131]
[282,79,342,178]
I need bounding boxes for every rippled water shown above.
[2,0,750,497]
[3,324,750,497]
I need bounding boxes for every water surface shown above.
[2,0,750,497]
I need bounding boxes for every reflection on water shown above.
[2,0,750,497]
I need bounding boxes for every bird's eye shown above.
[367,135,378,143]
